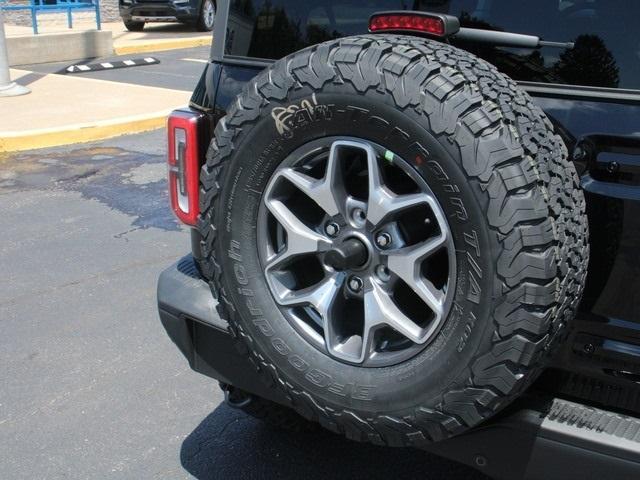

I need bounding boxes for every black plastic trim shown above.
[157,255,290,405]
[216,55,273,67]
[519,81,640,105]
[209,0,228,62]
[157,255,224,330]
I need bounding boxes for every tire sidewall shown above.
[215,87,498,415]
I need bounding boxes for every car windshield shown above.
[225,0,639,90]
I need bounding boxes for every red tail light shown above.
[369,11,459,37]
[167,109,206,226]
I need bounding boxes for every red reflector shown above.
[167,109,205,226]
[369,13,445,36]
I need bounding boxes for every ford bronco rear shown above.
[157,1,640,478]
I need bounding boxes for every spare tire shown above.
[196,35,588,446]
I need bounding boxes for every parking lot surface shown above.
[20,46,211,92]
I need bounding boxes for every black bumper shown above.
[157,256,289,405]
[158,256,640,480]
[119,1,197,22]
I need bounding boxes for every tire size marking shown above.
[245,139,285,193]
[457,312,477,353]
[424,156,482,349]
[463,230,482,305]
[226,167,244,233]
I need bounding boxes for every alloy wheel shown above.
[258,137,456,367]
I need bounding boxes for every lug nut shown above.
[376,232,392,248]
[348,276,363,293]
[325,222,340,237]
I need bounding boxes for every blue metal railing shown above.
[0,0,101,34]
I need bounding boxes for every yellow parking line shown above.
[114,36,212,55]
[0,111,172,153]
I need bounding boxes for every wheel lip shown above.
[256,136,457,368]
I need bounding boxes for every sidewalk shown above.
[0,68,191,152]
[4,21,213,64]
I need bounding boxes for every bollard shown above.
[0,9,30,97]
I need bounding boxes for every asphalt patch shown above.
[0,144,180,231]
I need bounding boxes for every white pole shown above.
[0,9,30,97]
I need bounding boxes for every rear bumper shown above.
[157,256,289,405]
[119,2,196,22]
[158,255,640,479]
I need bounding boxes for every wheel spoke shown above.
[365,147,431,226]
[276,274,343,315]
[364,283,426,344]
[368,190,429,227]
[264,198,330,270]
[270,140,363,219]
[386,234,447,316]
[277,167,343,218]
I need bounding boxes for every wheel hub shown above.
[258,137,456,367]
[324,237,369,271]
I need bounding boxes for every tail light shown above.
[167,109,207,226]
[369,11,460,38]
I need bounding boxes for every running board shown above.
[158,256,640,479]
[427,397,640,479]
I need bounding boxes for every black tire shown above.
[196,0,215,32]
[197,35,588,446]
[123,20,144,32]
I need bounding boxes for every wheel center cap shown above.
[324,237,368,271]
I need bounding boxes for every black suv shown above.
[119,0,215,31]
[158,1,640,478]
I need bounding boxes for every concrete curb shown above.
[7,30,114,67]
[114,36,212,55]
[0,110,171,152]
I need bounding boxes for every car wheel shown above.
[123,19,144,32]
[196,0,215,32]
[196,35,589,446]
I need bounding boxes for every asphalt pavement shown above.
[20,46,211,92]
[0,48,489,479]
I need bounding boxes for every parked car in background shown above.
[119,0,215,31]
